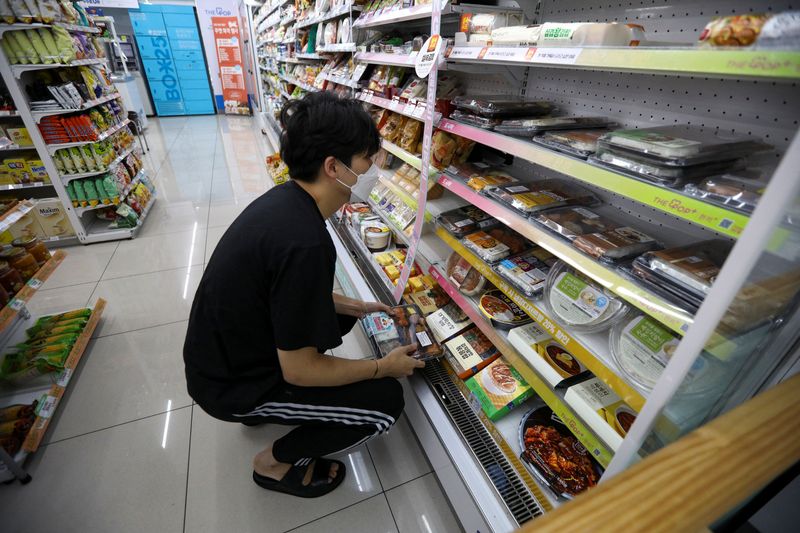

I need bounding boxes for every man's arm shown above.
[278,344,424,387]
[332,292,391,317]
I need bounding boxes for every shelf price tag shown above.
[484,47,536,62]
[9,298,24,311]
[412,103,426,119]
[532,47,582,65]
[447,47,483,60]
[27,278,43,289]
[56,368,73,387]
[37,395,58,419]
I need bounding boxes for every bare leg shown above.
[253,442,340,484]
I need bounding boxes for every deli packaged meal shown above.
[478,288,532,329]
[446,251,487,296]
[363,305,444,361]
[590,148,745,186]
[610,314,721,395]
[518,402,603,499]
[486,179,599,215]
[565,378,638,447]
[755,11,800,49]
[449,109,502,130]
[683,173,765,213]
[446,161,519,192]
[445,325,501,379]
[466,358,534,421]
[426,301,473,343]
[463,230,511,263]
[494,116,614,136]
[545,262,629,333]
[405,286,449,316]
[598,126,771,166]
[437,205,497,237]
[508,323,589,387]
[572,225,661,262]
[493,248,556,297]
[698,14,769,47]
[534,206,621,241]
[632,240,732,299]
[533,129,609,159]
[451,95,554,118]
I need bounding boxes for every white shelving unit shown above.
[0,23,156,244]
[251,1,800,531]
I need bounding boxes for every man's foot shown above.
[253,445,340,484]
[252,457,347,498]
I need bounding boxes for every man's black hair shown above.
[279,92,381,183]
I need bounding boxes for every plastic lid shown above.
[0,247,26,259]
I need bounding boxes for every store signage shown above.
[78,0,139,9]
[151,36,180,101]
[414,34,442,78]
[211,16,250,115]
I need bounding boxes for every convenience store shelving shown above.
[45,118,131,154]
[31,92,121,123]
[59,145,135,184]
[11,58,107,79]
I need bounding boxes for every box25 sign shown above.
[151,36,180,101]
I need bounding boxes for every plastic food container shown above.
[698,14,769,47]
[446,252,487,296]
[11,236,50,266]
[451,95,554,118]
[518,401,603,500]
[534,206,621,241]
[362,222,392,252]
[683,174,765,213]
[532,129,609,159]
[493,249,556,297]
[446,161,519,192]
[632,240,732,300]
[449,110,501,130]
[0,247,38,281]
[598,126,772,165]
[590,148,744,186]
[544,261,629,333]
[572,226,661,263]
[486,179,599,215]
[494,116,613,136]
[540,22,646,47]
[0,261,23,295]
[478,288,532,329]
[437,206,497,237]
[463,230,511,263]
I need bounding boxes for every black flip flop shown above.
[252,459,346,498]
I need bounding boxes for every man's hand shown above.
[377,343,425,378]
[333,293,393,318]
[362,301,392,316]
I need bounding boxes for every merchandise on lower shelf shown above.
[465,357,534,421]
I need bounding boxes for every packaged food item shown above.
[447,161,519,192]
[632,240,732,300]
[392,305,444,361]
[449,109,501,130]
[446,252,487,296]
[361,222,391,252]
[519,402,602,499]
[478,288,531,329]
[0,246,37,280]
[495,116,613,136]
[599,126,771,165]
[683,174,765,213]
[0,261,24,295]
[426,301,473,343]
[698,14,768,47]
[444,325,501,379]
[399,118,423,153]
[573,225,660,262]
[466,358,533,421]
[490,25,542,46]
[34,198,76,238]
[508,323,588,386]
[755,11,800,49]
[437,205,497,237]
[11,235,50,266]
[591,148,744,185]
[540,22,646,47]
[493,249,555,297]
[405,286,449,316]
[544,262,629,333]
[486,180,598,215]
[565,378,637,445]
[609,314,677,392]
[0,400,37,422]
[463,230,511,263]
[534,206,620,241]
[451,95,554,118]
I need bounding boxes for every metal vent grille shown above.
[422,360,544,526]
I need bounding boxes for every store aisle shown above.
[0,116,461,533]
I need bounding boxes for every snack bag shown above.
[82,178,99,206]
[36,0,59,23]
[0,0,15,24]
[9,0,34,23]
[65,181,78,206]
[57,0,78,23]
[102,175,120,201]
[51,25,76,63]
[37,28,59,60]
[72,179,87,206]
[68,147,87,173]
[3,31,28,64]
[12,30,40,64]
[0,37,18,64]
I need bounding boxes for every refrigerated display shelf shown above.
[320,73,361,88]
[317,43,357,53]
[0,22,99,35]
[381,138,438,177]
[31,92,120,123]
[437,118,748,239]
[0,298,106,482]
[297,3,363,28]
[0,249,66,332]
[435,225,646,412]
[354,51,417,67]
[331,218,395,302]
[437,174,694,337]
[45,118,131,153]
[359,91,434,121]
[353,2,449,28]
[445,45,800,82]
[429,262,617,466]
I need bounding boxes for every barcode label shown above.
[56,368,73,387]
[37,395,58,419]
[416,331,432,347]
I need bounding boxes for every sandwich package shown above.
[446,252,487,296]
[466,358,534,421]
[437,205,497,238]
[362,305,444,361]
[534,206,622,241]
[451,95,554,118]
[446,161,518,192]
[444,325,501,379]
[463,227,531,263]
[683,173,765,213]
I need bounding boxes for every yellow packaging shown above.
[408,276,425,292]
[34,199,75,238]
[374,253,393,267]
[0,164,13,185]
[6,128,33,147]
[0,230,13,245]
[385,265,400,281]
[5,158,30,184]
[8,211,47,241]
[25,159,50,183]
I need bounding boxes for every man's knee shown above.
[372,377,405,422]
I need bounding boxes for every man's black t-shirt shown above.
[184,181,342,418]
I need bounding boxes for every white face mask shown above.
[336,160,381,201]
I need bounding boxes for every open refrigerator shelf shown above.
[0,299,106,482]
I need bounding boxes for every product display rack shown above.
[0,22,155,244]
[254,1,800,531]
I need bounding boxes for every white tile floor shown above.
[0,116,462,533]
